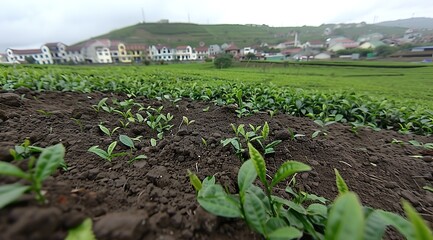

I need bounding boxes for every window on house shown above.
[45,54,48,58]
[105,53,109,56]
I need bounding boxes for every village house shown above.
[195,46,209,60]
[208,44,221,56]
[126,44,148,63]
[45,42,68,64]
[66,43,85,63]
[358,40,385,49]
[109,41,127,63]
[67,39,114,64]
[6,45,53,64]
[224,43,240,57]
[326,37,359,52]
[174,46,197,61]
[149,44,174,61]
[303,40,325,49]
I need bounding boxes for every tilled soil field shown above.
[0,89,432,240]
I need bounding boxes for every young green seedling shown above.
[312,119,335,139]
[92,97,108,112]
[118,135,147,164]
[88,141,126,162]
[0,144,66,208]
[287,128,305,141]
[98,124,120,137]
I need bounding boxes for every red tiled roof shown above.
[195,46,208,52]
[154,44,171,50]
[125,44,147,51]
[109,40,123,50]
[176,45,189,50]
[10,49,42,55]
[308,40,324,45]
[66,43,85,52]
[225,44,239,51]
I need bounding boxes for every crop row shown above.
[1,66,432,135]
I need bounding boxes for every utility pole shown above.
[141,8,145,23]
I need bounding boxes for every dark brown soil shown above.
[0,90,432,240]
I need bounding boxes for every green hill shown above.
[377,17,433,29]
[91,22,407,47]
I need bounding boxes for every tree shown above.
[214,54,233,69]
[375,45,397,57]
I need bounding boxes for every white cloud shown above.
[1,0,432,51]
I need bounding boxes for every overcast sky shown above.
[1,0,432,52]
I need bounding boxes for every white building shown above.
[208,44,221,56]
[45,42,68,64]
[241,47,256,56]
[149,45,174,61]
[66,43,85,63]
[175,46,197,61]
[6,45,53,64]
[195,46,209,60]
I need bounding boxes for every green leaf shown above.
[98,124,110,136]
[307,203,328,218]
[237,160,257,193]
[136,113,144,122]
[0,161,29,179]
[272,196,307,215]
[268,226,303,240]
[334,168,349,195]
[335,114,344,122]
[248,143,267,187]
[119,135,134,149]
[423,186,433,193]
[150,138,157,147]
[375,210,414,239]
[199,176,216,198]
[325,192,364,240]
[65,218,96,240]
[262,122,270,140]
[105,141,116,156]
[312,130,321,138]
[198,185,242,218]
[35,144,65,183]
[364,211,387,240]
[265,217,287,233]
[402,200,433,240]
[271,161,311,187]
[133,154,147,160]
[243,190,268,235]
[187,170,202,192]
[0,184,30,209]
[88,146,109,160]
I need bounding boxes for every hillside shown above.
[91,22,407,47]
[377,17,433,29]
